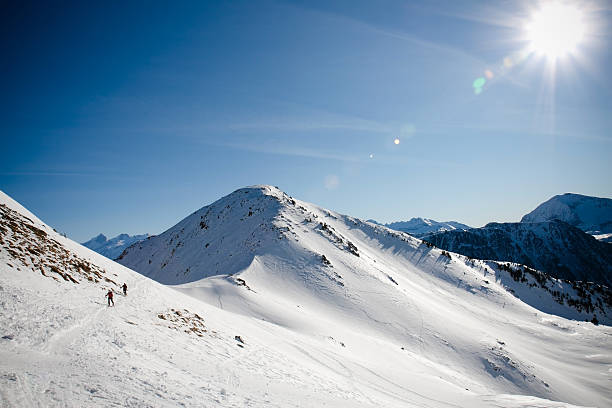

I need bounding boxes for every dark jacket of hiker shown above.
[106,290,114,306]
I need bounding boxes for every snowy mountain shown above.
[82,233,149,260]
[380,217,471,237]
[2,187,612,407]
[521,193,612,242]
[423,220,612,286]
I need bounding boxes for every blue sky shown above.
[1,0,611,242]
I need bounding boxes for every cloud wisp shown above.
[226,118,392,134]
[213,140,368,163]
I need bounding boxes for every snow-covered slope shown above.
[522,193,612,241]
[424,220,612,286]
[82,233,149,260]
[117,186,612,404]
[381,217,471,237]
[2,187,612,407]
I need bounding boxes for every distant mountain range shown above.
[422,193,612,286]
[82,233,149,260]
[423,220,612,286]
[370,218,471,237]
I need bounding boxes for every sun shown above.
[526,2,586,59]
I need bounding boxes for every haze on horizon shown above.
[1,0,611,242]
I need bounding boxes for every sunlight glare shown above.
[526,2,586,59]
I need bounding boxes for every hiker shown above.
[122,283,128,296]
[106,290,114,307]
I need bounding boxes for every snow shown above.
[82,233,149,260]
[522,193,612,240]
[1,187,611,407]
[423,220,612,286]
[375,217,471,237]
[0,190,46,226]
[593,233,612,244]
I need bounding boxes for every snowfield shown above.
[1,187,611,408]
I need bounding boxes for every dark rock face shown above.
[424,220,612,286]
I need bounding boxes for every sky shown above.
[1,0,611,242]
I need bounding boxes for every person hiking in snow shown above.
[122,283,127,296]
[106,290,114,307]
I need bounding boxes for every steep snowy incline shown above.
[0,190,46,225]
[119,185,612,407]
[118,185,294,284]
[522,193,612,240]
[2,190,534,408]
[5,190,466,408]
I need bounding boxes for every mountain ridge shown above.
[383,217,471,237]
[117,185,611,322]
[521,193,612,242]
[82,232,149,260]
[423,219,612,286]
[2,187,612,407]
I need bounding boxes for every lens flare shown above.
[473,77,486,89]
[473,77,486,94]
[526,2,586,59]
[394,138,400,145]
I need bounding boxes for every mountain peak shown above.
[521,193,612,237]
[82,233,107,249]
[117,185,306,284]
[236,184,285,197]
[209,185,293,210]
